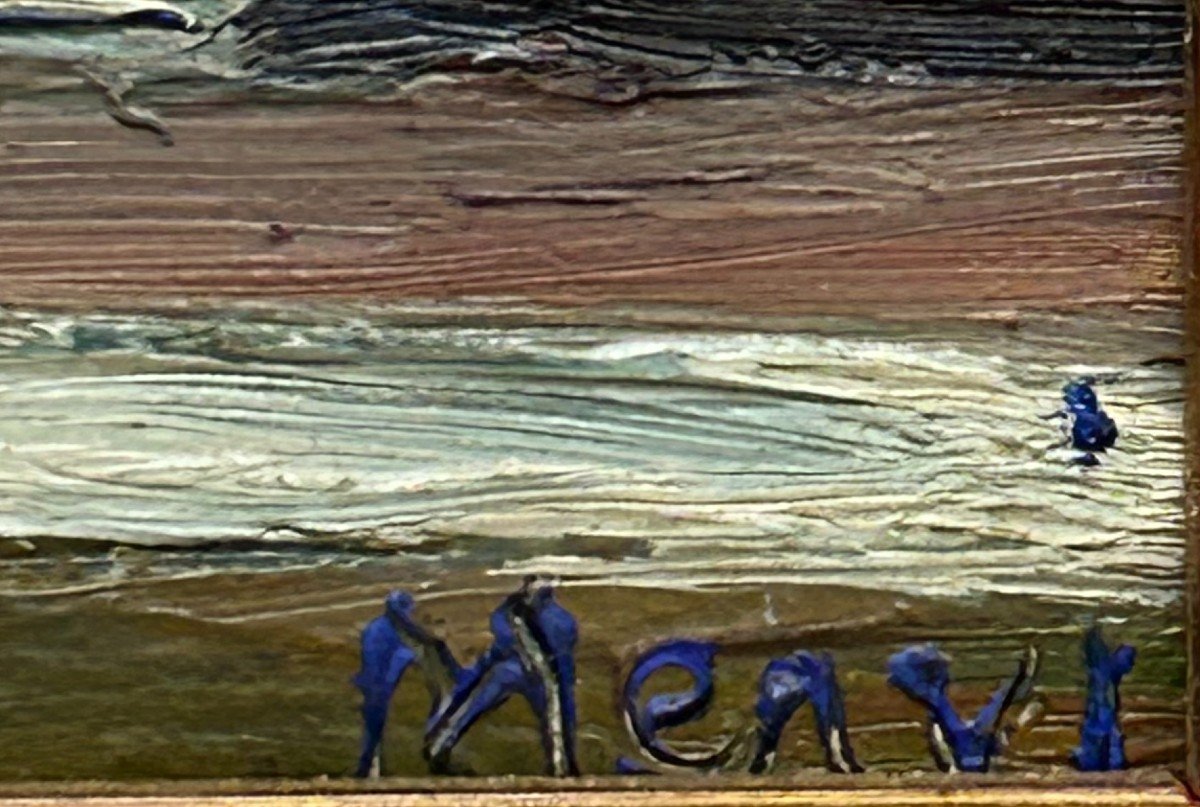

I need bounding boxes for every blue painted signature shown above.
[354,583,1134,777]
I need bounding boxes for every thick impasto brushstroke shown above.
[222,0,1185,97]
[0,0,1188,784]
[1072,627,1137,772]
[888,644,1040,773]
[750,651,861,774]
[355,579,578,778]
[621,639,733,770]
[1048,380,1121,466]
[0,305,1182,605]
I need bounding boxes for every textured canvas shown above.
[0,0,1189,784]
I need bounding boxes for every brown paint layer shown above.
[0,82,1183,317]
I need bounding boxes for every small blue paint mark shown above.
[620,641,860,775]
[1058,379,1118,466]
[352,592,419,777]
[354,578,579,777]
[1071,626,1135,772]
[750,651,862,773]
[615,756,656,775]
[621,639,731,769]
[888,644,1038,772]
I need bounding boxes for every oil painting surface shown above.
[0,0,1188,783]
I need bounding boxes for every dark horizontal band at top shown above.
[228,0,1187,90]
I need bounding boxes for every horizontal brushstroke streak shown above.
[0,0,1186,110]
[0,85,1183,315]
[0,304,1183,606]
[224,0,1185,92]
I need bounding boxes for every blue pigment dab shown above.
[1071,626,1135,772]
[353,592,419,778]
[888,644,1039,772]
[621,639,733,769]
[353,577,578,778]
[1052,379,1118,465]
[750,651,862,773]
[619,640,860,774]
